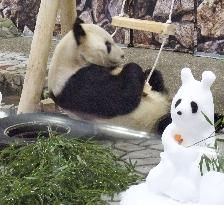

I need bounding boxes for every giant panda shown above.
[48,18,170,133]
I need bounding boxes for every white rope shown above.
[146,0,176,83]
[111,0,176,83]
[146,37,167,83]
[111,0,127,38]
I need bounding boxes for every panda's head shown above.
[73,18,124,68]
[171,68,216,127]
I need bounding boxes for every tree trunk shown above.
[17,0,60,114]
[60,0,77,36]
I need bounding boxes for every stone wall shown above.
[197,0,224,55]
[0,0,223,54]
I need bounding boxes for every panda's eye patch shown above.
[191,101,198,113]
[175,99,181,108]
[105,41,112,53]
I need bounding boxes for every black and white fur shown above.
[48,18,169,132]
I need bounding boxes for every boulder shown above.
[77,0,87,12]
[174,22,195,49]
[181,12,195,22]
[133,30,153,46]
[108,0,123,18]
[0,0,41,32]
[79,9,94,24]
[197,0,224,38]
[153,0,194,18]
[92,0,107,23]
[0,17,20,38]
[132,0,157,18]
[197,40,224,55]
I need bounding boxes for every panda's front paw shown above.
[143,83,152,96]
[122,63,144,80]
[144,69,166,92]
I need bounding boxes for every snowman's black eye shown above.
[191,101,198,113]
[175,99,181,108]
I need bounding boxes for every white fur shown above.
[96,89,169,132]
[48,24,124,96]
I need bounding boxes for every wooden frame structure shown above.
[17,0,76,113]
[112,16,176,35]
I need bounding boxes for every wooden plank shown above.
[111,16,176,35]
[17,0,60,114]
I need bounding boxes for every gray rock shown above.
[174,22,194,49]
[182,12,195,22]
[122,149,161,159]
[92,0,107,22]
[108,0,123,17]
[150,144,164,151]
[124,139,146,145]
[79,9,94,24]
[112,149,126,158]
[126,157,161,166]
[135,164,155,175]
[139,139,161,147]
[133,30,153,46]
[197,40,224,55]
[198,0,224,38]
[153,0,194,17]
[115,142,146,152]
[0,17,20,38]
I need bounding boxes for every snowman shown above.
[120,68,224,205]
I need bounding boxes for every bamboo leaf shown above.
[201,111,214,126]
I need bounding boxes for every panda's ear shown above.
[181,67,194,85]
[201,71,216,89]
[73,18,86,45]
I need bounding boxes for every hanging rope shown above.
[111,0,176,83]
[111,0,127,38]
[146,0,176,83]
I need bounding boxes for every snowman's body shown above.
[121,68,224,205]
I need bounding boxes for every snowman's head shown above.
[171,68,216,128]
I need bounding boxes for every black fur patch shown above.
[53,63,145,118]
[155,113,172,136]
[191,101,198,113]
[105,41,112,53]
[175,99,182,108]
[144,69,166,93]
[73,18,86,45]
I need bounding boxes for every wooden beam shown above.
[17,0,60,114]
[60,0,77,36]
[111,16,176,35]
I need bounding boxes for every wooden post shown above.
[17,0,60,114]
[60,0,77,36]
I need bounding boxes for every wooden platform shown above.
[112,16,176,35]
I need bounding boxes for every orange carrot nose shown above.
[175,134,184,144]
